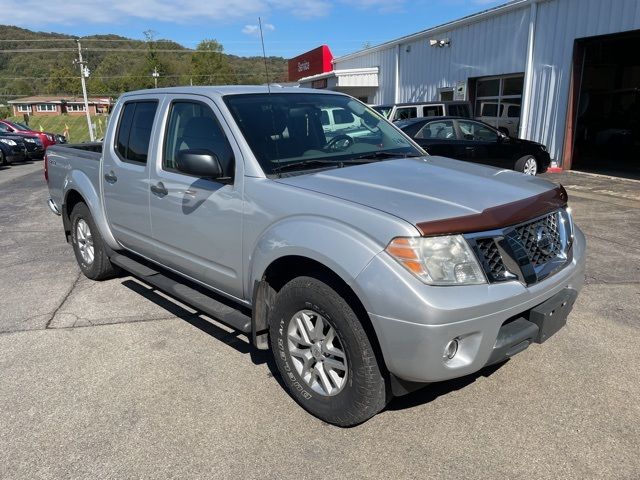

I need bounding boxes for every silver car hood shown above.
[275,156,558,230]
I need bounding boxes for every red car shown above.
[0,120,57,150]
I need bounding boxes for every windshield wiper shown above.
[350,151,423,161]
[271,159,338,174]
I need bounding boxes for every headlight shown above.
[0,138,17,146]
[385,235,486,285]
[539,144,547,152]
[46,134,54,141]
[23,137,35,143]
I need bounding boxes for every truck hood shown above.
[275,156,561,233]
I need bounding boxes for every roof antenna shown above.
[258,17,271,93]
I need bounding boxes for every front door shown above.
[102,98,159,255]
[147,96,245,299]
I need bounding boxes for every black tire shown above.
[70,202,118,280]
[269,275,387,427]
[514,155,538,175]
[0,150,7,166]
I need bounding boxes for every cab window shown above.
[163,101,234,177]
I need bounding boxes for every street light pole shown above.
[75,39,94,142]
[152,66,159,88]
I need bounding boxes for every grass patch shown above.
[7,115,109,143]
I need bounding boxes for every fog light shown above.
[444,338,459,360]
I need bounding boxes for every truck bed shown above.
[46,142,103,210]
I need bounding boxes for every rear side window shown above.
[415,120,456,140]
[115,101,158,164]
[394,107,417,121]
[422,106,443,117]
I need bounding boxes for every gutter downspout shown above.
[394,44,400,103]
[519,0,538,140]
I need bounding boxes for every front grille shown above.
[476,238,506,279]
[514,212,562,266]
[470,210,569,285]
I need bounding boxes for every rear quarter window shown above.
[115,101,158,164]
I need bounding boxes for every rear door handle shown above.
[150,182,168,197]
[104,171,117,183]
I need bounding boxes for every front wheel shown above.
[515,155,538,175]
[269,275,387,427]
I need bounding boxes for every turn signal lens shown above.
[385,235,486,285]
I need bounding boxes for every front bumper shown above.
[352,226,586,383]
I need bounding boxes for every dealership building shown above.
[294,0,640,175]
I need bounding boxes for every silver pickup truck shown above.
[46,86,585,426]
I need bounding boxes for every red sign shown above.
[288,45,333,82]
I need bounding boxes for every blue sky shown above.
[4,0,505,58]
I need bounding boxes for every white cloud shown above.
[1,0,331,27]
[241,22,275,36]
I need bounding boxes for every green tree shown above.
[46,65,79,95]
[191,39,233,86]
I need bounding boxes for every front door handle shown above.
[150,182,168,197]
[104,171,117,183]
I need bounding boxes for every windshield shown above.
[224,93,421,175]
[372,105,392,118]
[10,122,30,131]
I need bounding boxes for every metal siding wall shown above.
[335,7,530,104]
[338,49,396,104]
[335,0,640,165]
[528,0,640,165]
[398,7,529,102]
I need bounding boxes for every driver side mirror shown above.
[176,149,223,179]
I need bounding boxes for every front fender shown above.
[248,215,384,301]
[63,169,120,250]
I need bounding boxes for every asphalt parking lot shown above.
[1,161,639,479]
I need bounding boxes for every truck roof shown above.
[120,85,341,98]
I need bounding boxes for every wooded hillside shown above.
[0,25,289,101]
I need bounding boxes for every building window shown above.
[67,104,86,112]
[438,88,454,101]
[16,105,32,113]
[36,104,57,113]
[474,74,524,137]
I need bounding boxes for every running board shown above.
[110,253,251,333]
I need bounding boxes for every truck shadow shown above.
[120,278,271,367]
[121,276,507,413]
[385,362,507,412]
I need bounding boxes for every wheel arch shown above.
[251,254,390,381]
[62,170,119,250]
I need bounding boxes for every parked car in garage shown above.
[373,101,472,122]
[396,117,550,175]
[0,120,57,151]
[0,134,27,166]
[475,101,521,137]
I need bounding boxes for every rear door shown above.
[147,95,245,299]
[102,97,159,255]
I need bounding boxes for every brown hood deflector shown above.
[416,185,568,236]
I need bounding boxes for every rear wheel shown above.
[269,275,387,427]
[515,155,538,175]
[70,202,118,280]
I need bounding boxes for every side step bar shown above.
[110,253,252,333]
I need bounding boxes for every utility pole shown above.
[152,67,160,88]
[74,39,94,141]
